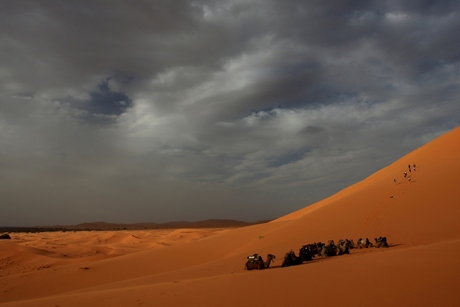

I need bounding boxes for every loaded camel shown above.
[302,242,325,256]
[320,239,351,257]
[375,237,389,248]
[356,238,373,248]
[281,246,313,267]
[338,239,355,249]
[246,244,317,270]
[281,250,301,267]
[245,254,276,270]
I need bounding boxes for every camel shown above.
[336,240,351,255]
[375,237,389,248]
[245,253,276,270]
[320,240,350,257]
[356,238,373,248]
[298,245,313,262]
[281,250,302,267]
[302,242,324,256]
[339,239,355,249]
[320,242,338,257]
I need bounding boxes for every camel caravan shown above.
[245,237,389,270]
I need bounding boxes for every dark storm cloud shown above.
[0,1,459,226]
[65,79,133,124]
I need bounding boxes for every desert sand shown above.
[1,127,459,306]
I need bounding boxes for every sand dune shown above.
[1,127,459,306]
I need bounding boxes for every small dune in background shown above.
[1,127,459,306]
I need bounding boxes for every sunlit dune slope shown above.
[272,126,460,244]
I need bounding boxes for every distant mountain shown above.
[68,219,269,230]
[1,219,271,233]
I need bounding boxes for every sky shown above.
[1,1,459,226]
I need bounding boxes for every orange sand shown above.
[1,127,459,306]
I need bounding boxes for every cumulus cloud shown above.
[0,0,459,225]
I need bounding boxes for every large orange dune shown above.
[1,127,459,306]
